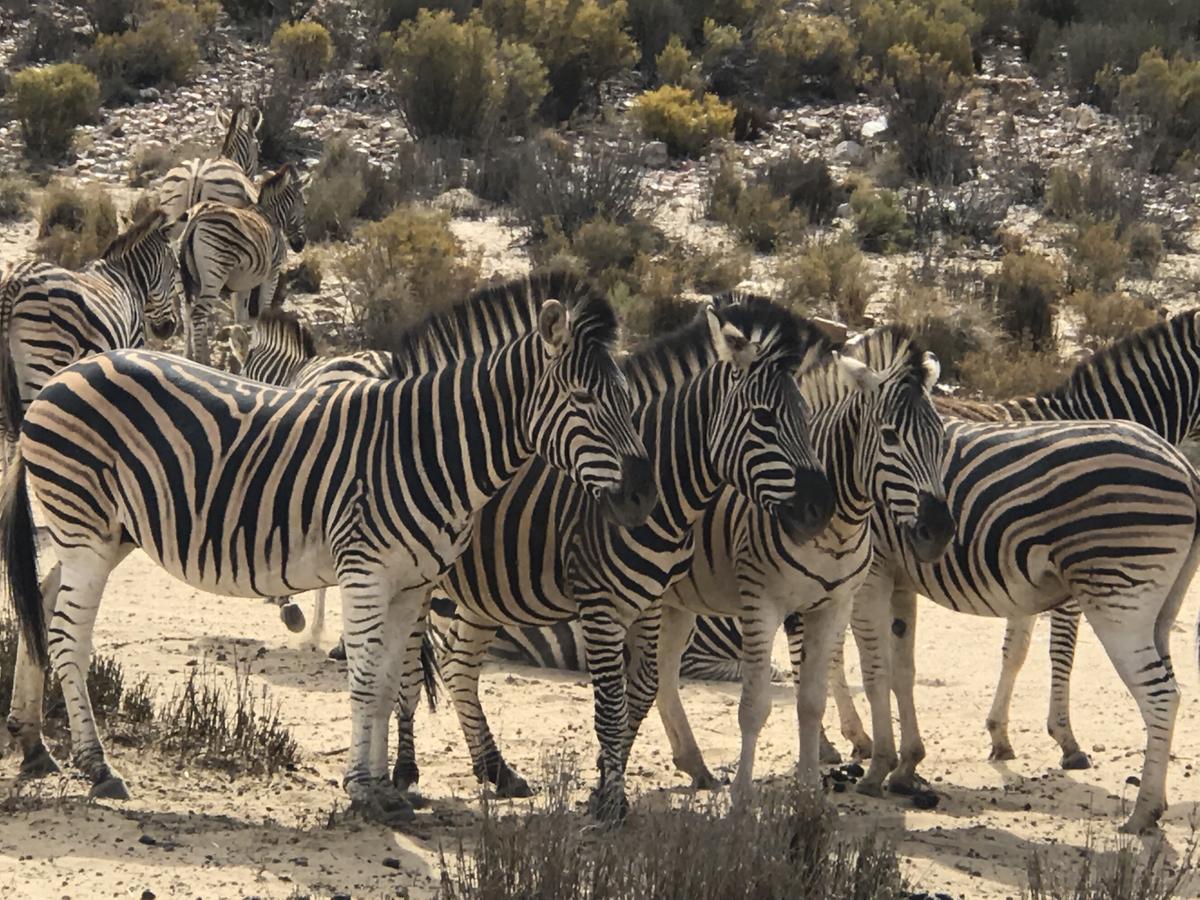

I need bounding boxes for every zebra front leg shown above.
[621,606,661,762]
[1048,603,1089,770]
[828,633,872,760]
[850,580,899,798]
[306,587,328,649]
[7,562,62,779]
[785,615,842,764]
[657,604,721,789]
[581,609,634,821]
[986,615,1033,762]
[184,292,215,366]
[444,616,531,797]
[730,604,782,807]
[391,595,432,794]
[886,587,928,795]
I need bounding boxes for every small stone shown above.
[1092,743,1106,752]
[140,892,155,900]
[641,141,669,168]
[383,856,402,869]
[138,835,157,846]
[1070,103,1099,131]
[799,117,823,138]
[138,87,161,102]
[861,117,889,140]
[833,140,867,166]
[835,202,853,219]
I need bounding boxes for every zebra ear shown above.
[227,324,251,366]
[217,107,231,131]
[706,307,756,371]
[921,351,941,391]
[250,107,264,135]
[538,298,570,357]
[836,353,881,393]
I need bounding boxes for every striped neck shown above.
[811,392,873,525]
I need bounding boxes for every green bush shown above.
[879,42,967,179]
[388,10,548,146]
[779,235,875,324]
[992,250,1061,350]
[707,156,805,253]
[271,21,333,81]
[631,85,735,157]
[338,205,481,348]
[10,63,100,160]
[36,182,120,268]
[657,34,702,89]
[1067,220,1128,292]
[850,182,911,252]
[481,0,638,119]
[856,0,979,77]
[1118,50,1200,173]
[0,176,32,222]
[753,11,860,100]
[1069,290,1158,349]
[91,0,201,101]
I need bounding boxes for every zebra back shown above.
[217,101,262,176]
[238,307,317,385]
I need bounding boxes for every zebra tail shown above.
[420,627,442,712]
[0,271,23,441]
[179,227,197,308]
[0,453,46,668]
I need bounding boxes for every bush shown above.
[992,250,1061,350]
[305,135,402,241]
[1067,220,1128,292]
[960,339,1069,398]
[657,34,702,90]
[36,182,119,268]
[271,21,333,81]
[512,138,643,239]
[779,235,875,325]
[388,10,548,146]
[1069,290,1158,349]
[338,205,481,348]
[12,6,88,65]
[1126,222,1164,277]
[850,182,911,252]
[631,86,735,157]
[10,63,100,160]
[0,175,32,222]
[879,42,968,179]
[1118,50,1200,172]
[285,253,324,294]
[91,0,201,102]
[254,71,304,166]
[753,11,861,100]
[856,0,979,77]
[1025,832,1196,900]
[481,0,639,120]
[706,156,805,253]
[1044,160,1145,234]
[765,155,843,226]
[886,274,996,380]
[128,142,183,187]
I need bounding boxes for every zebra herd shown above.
[0,98,1198,837]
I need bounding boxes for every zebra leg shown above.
[391,596,432,794]
[785,615,841,764]
[886,587,929,795]
[444,615,531,798]
[306,587,328,649]
[829,633,872,760]
[656,604,721,789]
[730,603,782,807]
[50,545,131,799]
[7,561,62,779]
[621,606,661,761]
[1048,603,1089,770]
[581,608,634,821]
[185,293,215,366]
[851,579,899,797]
[790,601,847,792]
[986,615,1034,762]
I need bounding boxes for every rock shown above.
[799,117,824,138]
[138,87,161,102]
[836,202,853,219]
[432,187,487,218]
[138,835,157,846]
[305,105,327,119]
[861,117,889,140]
[140,892,155,900]
[1069,103,1099,131]
[640,141,669,168]
[382,857,402,869]
[833,139,868,166]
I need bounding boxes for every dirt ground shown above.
[0,550,1197,899]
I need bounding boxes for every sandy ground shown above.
[0,550,1197,900]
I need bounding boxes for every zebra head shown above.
[217,101,263,176]
[706,296,835,544]
[527,297,655,528]
[258,164,307,253]
[102,207,179,341]
[842,328,953,562]
[239,308,317,386]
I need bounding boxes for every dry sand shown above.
[0,550,1197,899]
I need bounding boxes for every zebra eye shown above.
[751,407,776,429]
[572,389,597,405]
[880,426,900,447]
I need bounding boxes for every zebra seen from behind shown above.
[159,101,261,236]
[0,208,179,455]
[1,275,654,826]
[656,325,952,800]
[179,163,307,366]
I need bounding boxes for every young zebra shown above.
[1,278,654,825]
[0,208,179,454]
[179,164,307,366]
[655,326,952,799]
[159,102,261,235]
[409,297,839,819]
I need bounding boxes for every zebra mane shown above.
[254,307,317,359]
[1044,309,1195,401]
[258,163,295,197]
[803,324,933,408]
[101,208,169,261]
[621,293,831,394]
[219,101,257,157]
[389,269,618,366]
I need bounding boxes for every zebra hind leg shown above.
[580,609,636,821]
[784,613,864,764]
[656,604,721,789]
[729,604,782,807]
[1047,603,1089,770]
[391,596,432,795]
[620,607,661,763]
[986,614,1034,762]
[7,562,63,779]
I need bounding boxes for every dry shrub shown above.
[439,763,907,900]
[36,182,119,268]
[10,62,100,160]
[1118,49,1200,173]
[305,135,410,240]
[0,175,32,222]
[887,274,996,380]
[992,250,1061,351]
[271,21,333,81]
[765,155,843,226]
[1025,832,1197,900]
[960,339,1070,398]
[752,11,861,100]
[128,142,185,187]
[91,0,202,102]
[707,157,804,253]
[512,138,643,239]
[1044,160,1145,235]
[1067,220,1128,292]
[1126,222,1164,277]
[778,235,874,325]
[1068,291,1158,350]
[630,85,735,158]
[850,181,911,252]
[689,244,750,294]
[12,6,88,65]
[339,205,481,349]
[878,42,969,181]
[286,253,323,294]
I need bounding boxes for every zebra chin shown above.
[773,469,836,544]
[596,454,657,527]
[149,318,178,340]
[905,493,955,562]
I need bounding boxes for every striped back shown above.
[217,102,262,177]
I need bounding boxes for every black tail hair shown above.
[179,236,197,308]
[420,627,442,712]
[0,454,46,668]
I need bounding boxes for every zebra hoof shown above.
[587,783,629,823]
[328,639,347,661]
[392,764,419,793]
[854,779,884,798]
[1060,750,1091,770]
[280,603,306,633]
[90,774,131,801]
[885,773,931,798]
[988,744,1016,762]
[348,781,416,828]
[495,769,533,799]
[690,771,723,791]
[819,739,843,766]
[19,742,61,779]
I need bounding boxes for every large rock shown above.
[861,117,889,140]
[1069,103,1099,131]
[833,139,868,166]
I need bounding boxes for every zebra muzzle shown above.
[777,468,835,543]
[600,454,657,527]
[908,493,955,562]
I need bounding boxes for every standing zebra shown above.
[0,208,179,454]
[1,278,654,825]
[407,297,838,819]
[179,164,307,365]
[655,326,952,799]
[159,102,261,235]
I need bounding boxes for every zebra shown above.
[159,101,262,235]
[0,208,179,456]
[0,275,655,826]
[654,326,952,800]
[402,296,840,820]
[178,163,307,366]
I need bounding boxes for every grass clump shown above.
[1044,160,1145,235]
[960,339,1069,399]
[1024,831,1197,899]
[1125,223,1164,277]
[707,156,805,253]
[1067,220,1127,292]
[0,176,32,222]
[1068,291,1158,350]
[886,273,995,380]
[778,235,874,325]
[271,21,333,82]
[36,183,119,269]
[10,62,100,160]
[631,86,735,158]
[992,250,1061,351]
